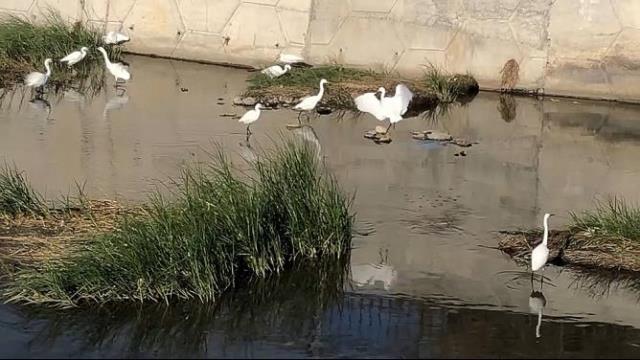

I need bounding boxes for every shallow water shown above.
[1,56,640,358]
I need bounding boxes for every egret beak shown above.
[549,213,556,217]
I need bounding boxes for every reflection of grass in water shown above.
[569,268,640,301]
[570,196,640,242]
[14,257,349,354]
[0,11,120,94]
[498,95,517,122]
[5,141,354,306]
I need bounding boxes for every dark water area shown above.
[1,55,640,358]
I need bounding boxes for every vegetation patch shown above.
[0,11,122,91]
[497,197,640,273]
[2,140,354,306]
[242,64,476,113]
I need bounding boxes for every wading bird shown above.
[354,84,413,132]
[97,47,131,87]
[529,274,546,339]
[60,47,88,67]
[239,103,263,137]
[103,31,130,45]
[261,64,291,79]
[293,79,327,123]
[531,213,554,272]
[25,58,53,94]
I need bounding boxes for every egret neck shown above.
[542,214,550,247]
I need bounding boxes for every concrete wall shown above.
[2,1,640,102]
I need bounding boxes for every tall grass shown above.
[4,140,354,306]
[570,196,640,241]
[248,65,380,90]
[0,163,47,217]
[423,63,460,103]
[0,11,120,89]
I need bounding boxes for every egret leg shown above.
[297,111,303,125]
[385,122,392,133]
[246,125,252,136]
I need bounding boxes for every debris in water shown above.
[220,113,237,118]
[374,135,392,144]
[180,87,189,92]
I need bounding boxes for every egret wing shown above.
[354,92,386,121]
[394,84,414,115]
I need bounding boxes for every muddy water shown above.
[1,56,640,357]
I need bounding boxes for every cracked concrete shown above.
[1,0,639,101]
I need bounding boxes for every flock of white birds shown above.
[240,54,415,136]
[24,31,131,92]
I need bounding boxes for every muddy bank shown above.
[0,200,127,266]
[497,230,640,273]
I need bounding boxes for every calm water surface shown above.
[1,56,640,358]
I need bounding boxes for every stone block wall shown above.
[1,0,640,102]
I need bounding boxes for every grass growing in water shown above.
[570,196,640,242]
[0,163,47,217]
[0,11,121,89]
[4,141,354,306]
[423,63,461,103]
[247,65,381,90]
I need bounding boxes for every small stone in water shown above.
[426,131,453,141]
[242,97,257,106]
[316,106,332,115]
[374,135,392,144]
[180,87,189,92]
[220,113,237,117]
[364,130,377,139]
[286,124,302,129]
[451,138,472,147]
[411,133,428,140]
[233,97,244,105]
[375,126,387,134]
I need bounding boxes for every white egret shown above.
[278,53,304,64]
[293,79,327,123]
[261,64,291,79]
[97,47,131,85]
[531,213,554,272]
[103,31,130,45]
[238,103,263,137]
[354,87,386,121]
[60,47,88,67]
[354,84,413,132]
[24,58,53,92]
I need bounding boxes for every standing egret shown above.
[103,31,130,45]
[239,103,263,137]
[531,213,554,272]
[293,79,328,123]
[261,64,291,79]
[24,58,53,93]
[97,47,131,86]
[278,53,304,64]
[60,47,88,67]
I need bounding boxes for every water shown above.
[1,56,640,358]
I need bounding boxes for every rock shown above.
[180,87,189,92]
[451,138,472,147]
[286,124,302,130]
[217,102,225,105]
[460,151,467,156]
[426,131,453,141]
[265,96,279,107]
[411,132,428,140]
[242,97,257,106]
[220,113,237,118]
[316,106,332,115]
[364,130,378,139]
[279,96,294,105]
[374,135,392,144]
[375,126,387,135]
[233,97,244,106]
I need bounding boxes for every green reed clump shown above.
[423,63,461,103]
[0,163,47,217]
[570,196,640,242]
[4,141,354,306]
[0,11,120,88]
[248,65,379,90]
